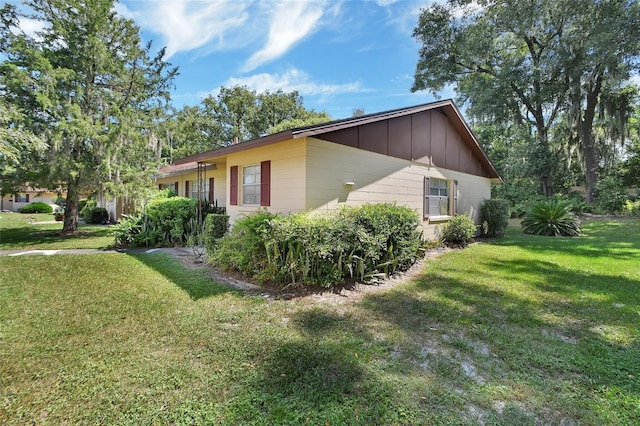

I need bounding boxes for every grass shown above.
[1,218,639,424]
[0,212,114,249]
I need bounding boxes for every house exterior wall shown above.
[225,139,307,224]
[1,191,61,212]
[304,137,491,240]
[156,165,227,208]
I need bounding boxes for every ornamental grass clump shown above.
[521,199,581,237]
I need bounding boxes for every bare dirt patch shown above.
[171,245,457,302]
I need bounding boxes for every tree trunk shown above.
[580,73,603,204]
[535,123,554,197]
[62,177,79,232]
[580,122,599,204]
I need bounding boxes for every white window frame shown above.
[424,177,457,220]
[242,165,261,205]
[189,180,210,201]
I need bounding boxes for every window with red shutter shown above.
[230,166,238,205]
[260,161,270,206]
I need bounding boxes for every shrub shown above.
[442,214,477,247]
[19,202,53,214]
[479,199,509,237]
[81,199,98,222]
[204,213,229,252]
[78,199,89,213]
[623,200,640,216]
[144,197,197,245]
[113,214,143,245]
[113,197,197,247]
[593,177,628,214]
[214,210,276,280]
[85,207,109,224]
[213,204,424,288]
[521,199,581,237]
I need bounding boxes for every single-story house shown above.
[156,100,502,239]
[1,188,64,213]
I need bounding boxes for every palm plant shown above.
[521,199,581,236]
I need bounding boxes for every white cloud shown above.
[120,0,252,58]
[201,68,365,99]
[18,17,47,38]
[242,1,326,72]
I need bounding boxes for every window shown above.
[242,165,261,205]
[16,194,29,203]
[424,177,457,218]
[189,180,210,200]
[230,161,270,207]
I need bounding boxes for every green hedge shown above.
[479,199,509,237]
[113,197,197,247]
[19,202,53,214]
[212,204,424,288]
[81,199,98,222]
[85,207,109,224]
[204,214,229,252]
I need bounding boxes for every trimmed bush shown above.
[19,202,53,214]
[213,204,424,288]
[81,199,98,222]
[113,197,197,247]
[85,207,109,224]
[442,214,477,247]
[593,177,627,214]
[521,199,581,236]
[204,213,229,252]
[479,199,509,237]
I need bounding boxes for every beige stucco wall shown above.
[305,137,491,240]
[154,136,492,240]
[225,139,307,224]
[156,165,227,208]
[1,191,61,212]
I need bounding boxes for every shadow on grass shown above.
[219,307,426,424]
[129,253,236,300]
[359,259,640,423]
[0,224,114,248]
[496,219,640,260]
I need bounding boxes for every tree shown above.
[171,86,331,151]
[412,0,640,202]
[0,0,177,231]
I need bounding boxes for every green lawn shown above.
[0,212,114,249]
[1,219,638,424]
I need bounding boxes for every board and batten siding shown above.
[304,137,491,240]
[225,138,307,224]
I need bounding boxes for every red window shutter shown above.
[174,181,179,194]
[185,181,189,198]
[25,194,29,203]
[260,160,270,206]
[230,166,238,206]
[208,177,214,203]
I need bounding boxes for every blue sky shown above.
[114,0,444,119]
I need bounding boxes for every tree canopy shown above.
[164,86,331,159]
[0,0,177,231]
[412,0,640,202]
